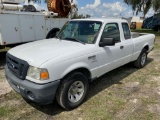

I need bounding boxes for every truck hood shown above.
[8,39,84,67]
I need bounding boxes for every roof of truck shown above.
[71,18,128,23]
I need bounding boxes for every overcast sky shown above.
[41,0,155,18]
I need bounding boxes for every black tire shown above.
[133,49,148,68]
[0,45,5,49]
[46,28,60,39]
[23,5,36,12]
[56,72,89,110]
[22,97,31,103]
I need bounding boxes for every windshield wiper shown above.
[64,37,85,45]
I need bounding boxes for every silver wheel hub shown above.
[68,81,84,103]
[141,53,146,66]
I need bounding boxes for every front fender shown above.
[61,62,90,78]
[40,59,92,82]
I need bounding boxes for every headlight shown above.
[27,66,49,80]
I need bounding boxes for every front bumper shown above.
[5,65,60,105]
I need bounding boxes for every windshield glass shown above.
[56,21,102,44]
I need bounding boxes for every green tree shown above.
[72,13,91,19]
[85,14,91,18]
[124,0,160,18]
[78,14,85,18]
[152,0,160,12]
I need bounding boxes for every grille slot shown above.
[6,53,29,80]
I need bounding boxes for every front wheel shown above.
[56,72,89,110]
[133,49,148,68]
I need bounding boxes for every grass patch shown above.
[141,97,158,105]
[0,91,36,120]
[128,111,155,120]
[0,106,16,117]
[0,47,10,53]
[154,43,160,49]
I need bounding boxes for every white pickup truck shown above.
[5,18,155,110]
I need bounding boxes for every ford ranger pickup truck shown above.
[5,18,155,110]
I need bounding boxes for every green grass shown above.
[0,106,16,117]
[155,43,160,49]
[128,111,155,120]
[0,47,10,52]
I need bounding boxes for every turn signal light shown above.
[40,71,49,80]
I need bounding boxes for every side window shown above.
[94,23,101,32]
[122,23,131,39]
[102,23,120,43]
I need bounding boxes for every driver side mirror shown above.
[99,38,115,47]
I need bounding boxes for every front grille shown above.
[6,53,29,80]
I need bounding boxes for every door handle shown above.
[120,46,124,49]
[88,55,96,60]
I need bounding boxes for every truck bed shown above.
[131,32,151,38]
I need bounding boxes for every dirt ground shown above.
[0,38,160,120]
[0,52,12,98]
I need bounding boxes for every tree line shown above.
[124,0,160,18]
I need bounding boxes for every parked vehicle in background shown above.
[130,22,136,29]
[142,13,160,31]
[5,18,155,110]
[130,16,144,29]
[0,12,68,46]
[0,0,77,48]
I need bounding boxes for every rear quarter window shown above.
[122,23,131,40]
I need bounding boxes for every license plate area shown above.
[11,82,20,93]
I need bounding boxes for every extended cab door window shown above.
[101,23,120,43]
[122,23,131,40]
[121,22,134,65]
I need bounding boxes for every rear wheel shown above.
[134,49,148,68]
[23,5,36,12]
[46,28,60,39]
[56,72,88,110]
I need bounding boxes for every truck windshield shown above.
[56,21,102,44]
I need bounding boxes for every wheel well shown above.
[143,45,149,52]
[46,28,60,39]
[63,68,91,82]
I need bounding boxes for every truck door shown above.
[34,15,45,40]
[59,19,68,28]
[0,14,21,45]
[45,18,51,36]
[19,14,35,42]
[121,23,134,65]
[50,18,60,29]
[96,23,124,77]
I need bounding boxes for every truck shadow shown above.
[26,57,154,116]
[0,51,7,69]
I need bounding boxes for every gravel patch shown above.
[0,52,12,97]
[148,104,160,113]
[0,69,12,97]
